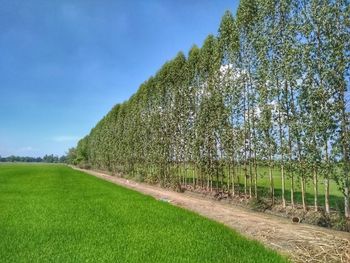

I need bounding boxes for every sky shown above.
[0,0,240,157]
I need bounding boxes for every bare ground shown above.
[74,167,350,263]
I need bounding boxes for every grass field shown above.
[165,165,343,209]
[0,164,287,263]
[237,166,343,208]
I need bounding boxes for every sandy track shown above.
[74,167,350,263]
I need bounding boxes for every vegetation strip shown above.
[0,164,286,263]
[76,166,350,263]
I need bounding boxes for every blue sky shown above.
[0,0,239,157]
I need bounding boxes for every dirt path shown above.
[74,167,350,263]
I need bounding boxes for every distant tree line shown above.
[70,1,350,217]
[0,154,67,163]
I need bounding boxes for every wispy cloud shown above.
[18,146,35,153]
[52,136,80,142]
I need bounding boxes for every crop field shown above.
[0,164,287,263]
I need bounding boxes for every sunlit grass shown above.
[0,164,287,263]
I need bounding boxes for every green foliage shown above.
[0,154,65,163]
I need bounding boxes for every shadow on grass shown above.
[182,178,344,212]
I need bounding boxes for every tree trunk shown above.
[216,166,219,192]
[237,162,240,196]
[345,187,350,218]
[324,143,330,214]
[269,159,274,205]
[254,152,258,199]
[207,172,210,191]
[227,162,231,192]
[243,82,248,197]
[193,164,196,188]
[244,165,247,197]
[291,173,294,208]
[232,160,235,196]
[340,85,350,217]
[277,90,286,208]
[325,177,330,214]
[248,135,252,199]
[301,176,307,211]
[281,164,286,208]
[313,166,318,212]
[249,162,253,198]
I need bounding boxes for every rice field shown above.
[0,164,287,263]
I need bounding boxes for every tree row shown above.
[70,0,350,217]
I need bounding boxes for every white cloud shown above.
[52,136,80,142]
[17,146,36,153]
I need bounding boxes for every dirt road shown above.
[74,167,350,263]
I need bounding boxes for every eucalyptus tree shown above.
[153,63,174,185]
[237,0,259,198]
[168,52,187,186]
[140,79,156,180]
[296,0,350,214]
[218,10,241,194]
[257,76,276,203]
[297,0,337,212]
[196,35,222,191]
[253,0,277,203]
[132,83,150,178]
[329,0,350,217]
[115,103,128,173]
[88,115,111,170]
[144,77,161,182]
[180,57,193,187]
[186,45,201,187]
[267,0,297,207]
[66,147,78,165]
[75,136,89,165]
[255,0,301,208]
[273,0,302,208]
[127,96,142,176]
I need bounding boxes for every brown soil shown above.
[74,167,350,263]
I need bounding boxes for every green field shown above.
[166,165,343,209]
[0,164,287,263]
[249,166,342,208]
